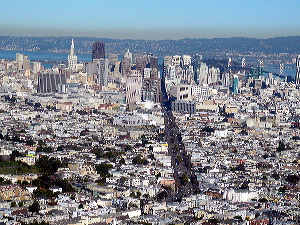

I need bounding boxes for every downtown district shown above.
[0,40,300,225]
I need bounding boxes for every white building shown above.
[126,71,142,104]
[68,39,78,71]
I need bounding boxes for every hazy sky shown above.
[0,0,299,40]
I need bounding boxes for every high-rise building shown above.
[136,57,148,75]
[232,75,239,94]
[16,53,30,70]
[126,71,142,104]
[241,58,246,68]
[163,56,172,78]
[149,57,158,69]
[172,55,181,66]
[37,73,67,93]
[68,39,78,71]
[108,54,118,66]
[142,78,161,103]
[84,59,108,86]
[93,59,108,87]
[92,42,105,60]
[197,62,209,85]
[296,55,300,85]
[182,55,191,66]
[124,49,132,63]
[121,57,131,77]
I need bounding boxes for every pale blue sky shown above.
[0,0,299,39]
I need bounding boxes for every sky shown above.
[0,0,299,40]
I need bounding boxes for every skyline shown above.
[0,0,300,40]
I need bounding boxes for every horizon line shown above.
[0,34,300,42]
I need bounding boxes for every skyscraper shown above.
[83,59,108,87]
[296,55,300,85]
[68,39,78,71]
[126,71,142,104]
[135,57,148,75]
[92,42,105,60]
[38,73,67,93]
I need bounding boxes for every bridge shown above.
[227,66,293,80]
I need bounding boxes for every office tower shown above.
[197,62,209,85]
[124,49,132,63]
[165,65,176,80]
[241,58,246,68]
[32,62,42,73]
[93,59,108,86]
[296,55,300,85]
[16,53,30,70]
[228,58,232,74]
[68,39,78,71]
[92,42,105,60]
[208,67,220,84]
[233,75,239,94]
[84,59,108,86]
[108,54,118,66]
[121,57,131,77]
[192,55,202,83]
[37,73,67,93]
[182,55,191,66]
[182,65,194,84]
[23,55,30,70]
[279,62,284,76]
[172,55,181,66]
[258,60,264,77]
[148,55,158,70]
[126,71,142,104]
[16,53,24,69]
[142,78,161,103]
[222,73,230,87]
[136,57,148,75]
[163,56,172,77]
[143,68,152,78]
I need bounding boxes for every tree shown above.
[132,155,148,165]
[240,129,248,135]
[95,163,113,178]
[277,141,286,152]
[286,174,300,184]
[181,173,189,185]
[119,158,125,164]
[33,188,55,198]
[259,198,268,203]
[28,201,40,214]
[35,156,64,174]
[18,201,24,207]
[155,190,167,202]
[10,150,21,161]
[26,139,35,146]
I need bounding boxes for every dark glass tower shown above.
[92,42,105,60]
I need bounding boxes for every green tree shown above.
[35,156,63,174]
[119,158,125,164]
[9,150,21,161]
[18,201,24,207]
[181,173,189,185]
[28,201,40,214]
[132,155,148,165]
[95,163,113,178]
